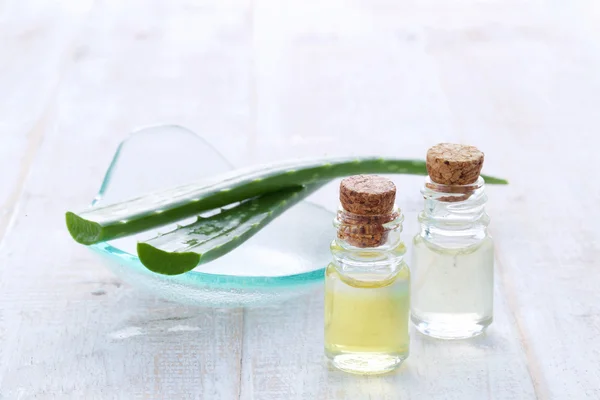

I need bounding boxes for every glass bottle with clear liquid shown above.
[411,176,493,339]
[325,175,410,375]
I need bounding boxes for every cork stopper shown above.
[426,143,484,185]
[339,175,396,215]
[337,175,397,248]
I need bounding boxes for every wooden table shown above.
[1,0,598,398]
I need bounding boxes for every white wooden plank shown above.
[240,1,539,399]
[0,0,252,397]
[429,2,600,397]
[0,4,92,397]
[0,0,91,244]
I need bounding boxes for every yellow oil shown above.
[324,263,410,375]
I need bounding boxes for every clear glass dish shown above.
[89,125,331,307]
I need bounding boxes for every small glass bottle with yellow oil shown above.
[411,143,494,339]
[325,175,410,375]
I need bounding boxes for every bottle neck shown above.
[331,206,406,269]
[418,177,490,248]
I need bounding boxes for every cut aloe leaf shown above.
[66,157,508,245]
[137,184,323,275]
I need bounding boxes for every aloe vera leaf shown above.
[66,157,508,245]
[137,184,322,275]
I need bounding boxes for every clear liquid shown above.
[324,263,410,374]
[411,236,494,339]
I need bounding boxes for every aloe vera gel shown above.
[325,175,410,374]
[411,144,494,339]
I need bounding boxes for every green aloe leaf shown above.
[137,184,323,275]
[66,157,508,245]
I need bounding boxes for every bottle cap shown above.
[426,143,484,185]
[338,175,397,248]
[339,175,396,215]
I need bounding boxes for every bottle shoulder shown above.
[330,239,407,260]
[413,233,493,255]
[326,260,410,289]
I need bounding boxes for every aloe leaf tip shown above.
[137,242,200,275]
[65,212,102,245]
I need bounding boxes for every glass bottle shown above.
[411,176,494,339]
[324,175,410,375]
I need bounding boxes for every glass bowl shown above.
[89,125,331,307]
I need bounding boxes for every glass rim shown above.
[90,123,328,290]
[424,176,485,195]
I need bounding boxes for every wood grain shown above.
[1,0,600,398]
[0,0,250,398]
[0,0,89,246]
[240,2,536,399]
